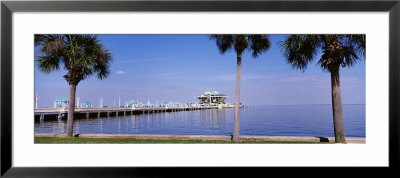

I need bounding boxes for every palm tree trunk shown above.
[66,84,76,137]
[330,69,346,143]
[233,52,242,141]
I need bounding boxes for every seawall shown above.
[34,134,366,143]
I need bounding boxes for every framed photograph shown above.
[1,0,399,176]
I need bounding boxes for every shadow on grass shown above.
[317,137,330,142]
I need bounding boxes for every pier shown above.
[35,105,219,121]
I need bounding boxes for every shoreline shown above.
[34,133,366,143]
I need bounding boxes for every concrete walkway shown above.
[35,134,365,143]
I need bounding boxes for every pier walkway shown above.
[35,106,219,120]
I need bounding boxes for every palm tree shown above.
[35,34,112,137]
[210,35,271,141]
[281,34,365,143]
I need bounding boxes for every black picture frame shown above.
[1,0,399,177]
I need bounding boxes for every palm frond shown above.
[210,34,271,58]
[344,34,366,58]
[341,46,359,68]
[233,35,248,54]
[34,34,44,46]
[36,34,112,85]
[316,34,365,72]
[209,35,234,54]
[281,35,320,71]
[94,47,113,80]
[36,56,61,73]
[247,35,271,58]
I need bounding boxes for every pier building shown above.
[81,101,92,108]
[196,91,228,105]
[53,97,69,108]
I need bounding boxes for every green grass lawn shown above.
[34,136,327,144]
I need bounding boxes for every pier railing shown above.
[35,105,220,120]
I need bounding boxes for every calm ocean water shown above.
[34,104,365,137]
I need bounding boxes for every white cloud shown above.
[211,74,235,81]
[279,75,317,82]
[114,58,169,64]
[211,73,273,81]
[155,72,184,78]
[341,77,359,82]
[116,71,125,75]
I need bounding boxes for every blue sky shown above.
[34,35,365,107]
